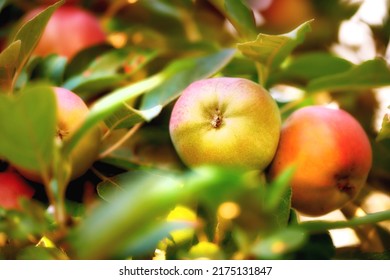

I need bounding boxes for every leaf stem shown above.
[99,122,143,160]
[296,210,390,233]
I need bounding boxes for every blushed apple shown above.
[25,5,106,59]
[269,106,372,216]
[19,87,102,183]
[169,77,281,171]
[0,170,35,210]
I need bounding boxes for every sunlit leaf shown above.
[237,20,312,84]
[377,112,390,141]
[0,40,21,91]
[0,85,56,172]
[307,58,390,93]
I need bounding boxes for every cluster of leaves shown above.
[0,0,390,259]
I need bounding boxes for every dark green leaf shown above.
[377,112,390,142]
[12,0,64,77]
[307,58,390,93]
[31,54,67,85]
[224,0,257,40]
[0,40,21,92]
[0,0,6,13]
[0,84,56,172]
[140,48,236,110]
[269,52,353,86]
[63,47,158,93]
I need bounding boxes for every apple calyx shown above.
[210,109,223,129]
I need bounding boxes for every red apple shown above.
[269,106,372,216]
[0,170,35,210]
[169,77,281,171]
[18,87,102,183]
[25,5,106,59]
[260,0,315,33]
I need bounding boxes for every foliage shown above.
[0,0,389,260]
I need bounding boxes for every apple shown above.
[169,77,281,171]
[260,0,315,33]
[186,241,224,260]
[0,170,35,210]
[25,5,106,59]
[19,87,102,183]
[269,106,372,216]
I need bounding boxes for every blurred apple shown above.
[269,106,372,216]
[169,77,281,171]
[0,170,35,210]
[260,0,315,33]
[18,87,102,183]
[24,5,106,59]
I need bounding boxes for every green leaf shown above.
[264,165,295,212]
[140,48,236,110]
[0,84,56,172]
[269,52,353,86]
[377,112,390,141]
[0,199,51,241]
[307,58,390,93]
[70,166,251,259]
[0,40,21,92]
[31,54,67,85]
[237,20,312,84]
[104,103,162,129]
[70,170,184,259]
[63,47,158,94]
[0,0,6,13]
[17,246,68,260]
[251,228,308,259]
[224,0,257,40]
[11,0,64,78]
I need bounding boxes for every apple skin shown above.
[269,106,372,216]
[0,170,35,210]
[169,77,281,171]
[260,0,315,33]
[19,87,102,183]
[25,6,105,59]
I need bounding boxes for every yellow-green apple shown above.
[269,106,372,216]
[19,87,102,183]
[0,170,35,210]
[25,5,106,59]
[169,77,281,171]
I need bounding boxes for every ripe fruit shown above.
[19,87,102,183]
[269,106,372,216]
[169,77,281,171]
[0,170,35,210]
[25,6,106,59]
[260,0,315,32]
